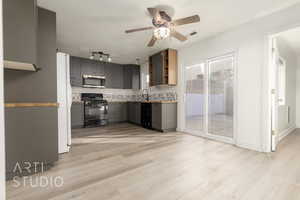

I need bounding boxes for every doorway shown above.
[269,27,300,151]
[184,53,235,144]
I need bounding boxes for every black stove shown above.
[81,93,108,127]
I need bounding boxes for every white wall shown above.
[0,0,5,198]
[276,37,297,135]
[296,56,300,127]
[177,4,300,152]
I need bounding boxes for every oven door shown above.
[84,101,108,126]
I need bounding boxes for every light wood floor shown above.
[6,123,300,200]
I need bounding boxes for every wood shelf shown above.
[5,102,59,108]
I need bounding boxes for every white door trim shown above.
[263,23,300,152]
[0,0,6,198]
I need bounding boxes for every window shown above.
[278,57,286,106]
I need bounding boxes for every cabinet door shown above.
[132,66,140,90]
[152,53,163,85]
[89,60,99,76]
[71,103,84,128]
[123,66,132,89]
[70,57,82,87]
[108,103,128,123]
[121,103,128,122]
[130,103,135,123]
[105,64,124,89]
[151,103,162,130]
[107,103,115,123]
[97,62,105,76]
[135,103,141,124]
[162,103,177,130]
[81,59,95,76]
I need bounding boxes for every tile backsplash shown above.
[72,86,178,102]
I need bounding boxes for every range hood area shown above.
[4,60,38,71]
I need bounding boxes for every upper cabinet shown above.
[70,56,141,89]
[123,65,140,90]
[105,63,124,89]
[3,0,38,71]
[70,57,82,87]
[149,49,178,86]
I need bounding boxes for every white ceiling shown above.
[38,0,300,64]
[278,27,300,56]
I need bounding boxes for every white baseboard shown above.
[236,141,262,152]
[277,125,296,143]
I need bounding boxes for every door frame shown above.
[269,36,279,151]
[265,24,300,152]
[261,22,300,152]
[182,52,237,145]
[0,0,6,198]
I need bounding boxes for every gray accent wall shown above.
[4,8,57,102]
[4,7,58,178]
[3,0,37,65]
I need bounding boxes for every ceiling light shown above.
[154,27,170,40]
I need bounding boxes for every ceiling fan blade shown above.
[125,27,153,33]
[147,8,159,18]
[171,30,187,41]
[147,36,157,47]
[172,15,200,26]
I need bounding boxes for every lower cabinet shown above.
[152,103,177,132]
[108,102,127,124]
[127,102,141,125]
[71,102,84,129]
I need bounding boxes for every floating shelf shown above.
[4,60,38,72]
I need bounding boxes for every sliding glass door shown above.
[184,54,235,142]
[208,56,234,138]
[185,63,205,132]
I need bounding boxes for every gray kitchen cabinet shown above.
[70,56,82,87]
[96,62,105,76]
[123,65,140,89]
[108,102,127,123]
[128,102,141,125]
[151,103,177,132]
[71,102,84,129]
[132,66,140,90]
[105,64,124,89]
[5,107,58,179]
[151,103,162,130]
[123,66,132,89]
[149,49,178,86]
[151,53,163,85]
[81,59,95,76]
[3,0,38,68]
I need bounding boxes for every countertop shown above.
[73,101,177,104]
[5,102,59,108]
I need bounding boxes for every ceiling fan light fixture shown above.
[153,27,170,40]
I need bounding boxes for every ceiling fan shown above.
[125,8,200,47]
